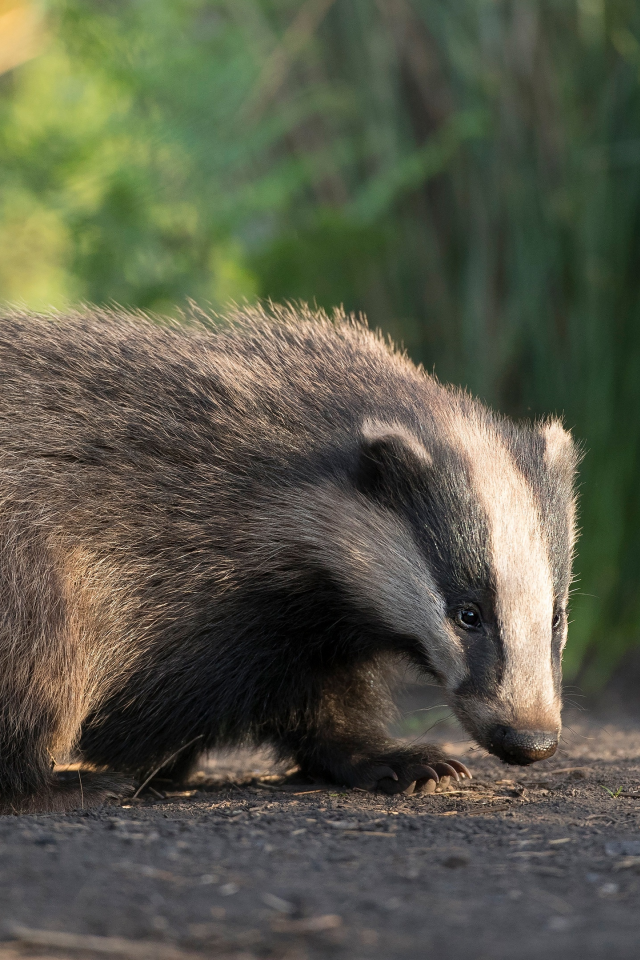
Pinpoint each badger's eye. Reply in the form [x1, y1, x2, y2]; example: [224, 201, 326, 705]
[552, 611, 562, 630]
[455, 606, 481, 630]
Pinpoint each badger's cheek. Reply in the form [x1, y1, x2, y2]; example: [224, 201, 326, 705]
[450, 695, 562, 765]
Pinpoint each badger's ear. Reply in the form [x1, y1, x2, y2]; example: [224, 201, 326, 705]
[539, 419, 580, 474]
[356, 419, 432, 499]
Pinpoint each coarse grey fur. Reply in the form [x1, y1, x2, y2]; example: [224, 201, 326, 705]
[0, 304, 579, 812]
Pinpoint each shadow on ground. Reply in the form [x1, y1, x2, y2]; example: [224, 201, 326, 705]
[0, 678, 639, 960]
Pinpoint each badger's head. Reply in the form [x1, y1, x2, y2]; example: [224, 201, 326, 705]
[343, 409, 579, 765]
[272, 403, 579, 767]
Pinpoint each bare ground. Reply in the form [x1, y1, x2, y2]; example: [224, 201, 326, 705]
[1, 686, 639, 960]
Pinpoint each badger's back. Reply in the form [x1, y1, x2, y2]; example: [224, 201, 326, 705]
[0, 304, 437, 472]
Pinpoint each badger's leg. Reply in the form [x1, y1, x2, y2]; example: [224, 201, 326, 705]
[278, 664, 470, 795]
[0, 528, 132, 813]
[0, 675, 132, 815]
[0, 697, 132, 815]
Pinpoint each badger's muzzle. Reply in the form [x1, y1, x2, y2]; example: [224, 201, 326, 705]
[488, 726, 558, 765]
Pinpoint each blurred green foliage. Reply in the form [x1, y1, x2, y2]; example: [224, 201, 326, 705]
[1, 0, 640, 684]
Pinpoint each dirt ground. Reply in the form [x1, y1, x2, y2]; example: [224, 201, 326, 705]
[0, 683, 639, 960]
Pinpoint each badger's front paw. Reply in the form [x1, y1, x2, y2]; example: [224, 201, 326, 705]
[351, 754, 471, 795]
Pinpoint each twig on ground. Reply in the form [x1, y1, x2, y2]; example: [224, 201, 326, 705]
[8, 926, 223, 960]
[131, 736, 203, 800]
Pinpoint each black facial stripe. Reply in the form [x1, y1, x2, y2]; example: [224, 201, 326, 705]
[551, 628, 563, 692]
[406, 442, 496, 602]
[392, 440, 505, 692]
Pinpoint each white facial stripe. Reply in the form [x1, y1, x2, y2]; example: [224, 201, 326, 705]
[444, 409, 558, 723]
[542, 418, 579, 606]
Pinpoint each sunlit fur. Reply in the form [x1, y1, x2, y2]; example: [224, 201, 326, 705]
[0, 304, 578, 811]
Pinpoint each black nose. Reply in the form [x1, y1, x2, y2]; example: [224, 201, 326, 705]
[489, 726, 558, 765]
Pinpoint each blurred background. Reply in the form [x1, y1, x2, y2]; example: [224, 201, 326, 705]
[0, 0, 638, 688]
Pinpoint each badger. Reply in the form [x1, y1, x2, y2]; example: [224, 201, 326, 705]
[0, 304, 578, 812]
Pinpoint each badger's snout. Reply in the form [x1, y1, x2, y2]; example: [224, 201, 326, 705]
[488, 726, 558, 765]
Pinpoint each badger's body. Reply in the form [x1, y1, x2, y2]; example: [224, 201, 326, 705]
[0, 305, 578, 812]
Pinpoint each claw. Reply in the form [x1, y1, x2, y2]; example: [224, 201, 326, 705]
[372, 766, 398, 782]
[448, 760, 472, 780]
[433, 762, 461, 782]
[413, 765, 439, 787]
[403, 764, 440, 796]
[356, 756, 470, 794]
[372, 766, 401, 794]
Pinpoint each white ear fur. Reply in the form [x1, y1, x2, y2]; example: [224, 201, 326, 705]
[540, 419, 574, 467]
[361, 419, 432, 466]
